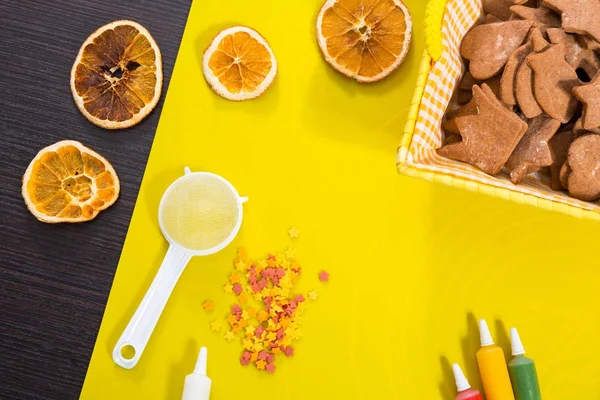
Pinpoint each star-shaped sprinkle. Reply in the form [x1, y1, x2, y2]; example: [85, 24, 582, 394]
[223, 284, 233, 294]
[227, 314, 238, 326]
[318, 270, 329, 282]
[265, 363, 276, 373]
[224, 331, 235, 342]
[235, 259, 247, 271]
[266, 332, 277, 341]
[247, 308, 257, 318]
[574, 72, 600, 129]
[210, 320, 222, 332]
[308, 290, 319, 301]
[202, 300, 214, 311]
[229, 273, 242, 284]
[252, 342, 264, 352]
[237, 292, 248, 303]
[241, 310, 249, 320]
[256, 360, 267, 370]
[288, 226, 299, 238]
[285, 248, 296, 259]
[245, 326, 255, 337]
[243, 339, 253, 350]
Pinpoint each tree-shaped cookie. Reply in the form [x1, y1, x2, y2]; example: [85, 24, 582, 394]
[437, 84, 528, 175]
[461, 20, 534, 80]
[527, 43, 580, 123]
[573, 71, 600, 129]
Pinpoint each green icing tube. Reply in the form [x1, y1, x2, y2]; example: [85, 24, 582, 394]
[508, 328, 541, 400]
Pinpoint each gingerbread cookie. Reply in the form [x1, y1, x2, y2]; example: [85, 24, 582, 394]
[547, 28, 600, 79]
[527, 43, 580, 123]
[566, 134, 600, 201]
[516, 29, 549, 118]
[501, 40, 533, 106]
[461, 20, 534, 80]
[485, 14, 503, 24]
[574, 117, 600, 135]
[560, 160, 572, 189]
[438, 84, 528, 175]
[443, 84, 500, 133]
[573, 71, 600, 129]
[505, 115, 561, 183]
[543, 0, 600, 43]
[548, 129, 578, 190]
[484, 0, 528, 20]
[509, 4, 561, 35]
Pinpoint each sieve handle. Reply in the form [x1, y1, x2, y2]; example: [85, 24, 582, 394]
[113, 245, 192, 369]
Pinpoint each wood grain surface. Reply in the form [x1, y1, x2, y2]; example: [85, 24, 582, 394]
[0, 1, 191, 398]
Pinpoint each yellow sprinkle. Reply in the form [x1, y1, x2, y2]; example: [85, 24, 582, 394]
[256, 360, 267, 370]
[285, 248, 296, 259]
[245, 326, 255, 337]
[238, 292, 248, 304]
[241, 310, 249, 320]
[223, 284, 233, 294]
[308, 290, 319, 301]
[235, 259, 247, 271]
[243, 339, 253, 350]
[202, 300, 214, 311]
[210, 321, 222, 332]
[288, 226, 300, 238]
[224, 331, 235, 342]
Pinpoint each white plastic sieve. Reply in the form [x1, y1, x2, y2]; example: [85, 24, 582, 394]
[113, 167, 247, 369]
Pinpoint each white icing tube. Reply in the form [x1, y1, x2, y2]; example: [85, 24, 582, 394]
[182, 347, 212, 400]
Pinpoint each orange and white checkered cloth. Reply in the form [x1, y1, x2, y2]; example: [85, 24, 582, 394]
[401, 0, 600, 213]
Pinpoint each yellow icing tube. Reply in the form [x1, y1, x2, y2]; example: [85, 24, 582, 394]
[424, 0, 448, 61]
[476, 320, 516, 400]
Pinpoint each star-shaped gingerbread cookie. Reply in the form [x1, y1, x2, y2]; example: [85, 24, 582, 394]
[510, 4, 561, 35]
[505, 115, 561, 183]
[543, 0, 600, 42]
[438, 84, 528, 175]
[573, 71, 600, 129]
[547, 28, 600, 79]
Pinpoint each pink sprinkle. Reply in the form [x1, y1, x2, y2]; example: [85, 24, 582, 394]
[250, 264, 256, 271]
[258, 350, 268, 360]
[248, 273, 257, 284]
[233, 283, 243, 295]
[261, 269, 269, 278]
[266, 353, 275, 363]
[319, 270, 329, 282]
[289, 300, 297, 308]
[269, 342, 279, 349]
[265, 296, 273, 304]
[240, 356, 250, 366]
[266, 268, 276, 278]
[276, 329, 284, 340]
[232, 304, 242, 315]
[242, 351, 251, 360]
[271, 277, 280, 286]
[266, 363, 276, 373]
[276, 268, 285, 278]
[251, 283, 261, 292]
[295, 294, 305, 303]
[255, 326, 264, 336]
[283, 346, 294, 357]
[258, 279, 268, 289]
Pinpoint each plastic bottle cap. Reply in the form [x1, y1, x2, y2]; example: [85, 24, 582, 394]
[510, 327, 526, 356]
[452, 363, 471, 392]
[479, 319, 494, 347]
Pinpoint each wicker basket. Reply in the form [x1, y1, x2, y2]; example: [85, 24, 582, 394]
[397, 0, 600, 221]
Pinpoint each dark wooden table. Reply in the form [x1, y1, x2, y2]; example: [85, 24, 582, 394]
[0, 1, 191, 398]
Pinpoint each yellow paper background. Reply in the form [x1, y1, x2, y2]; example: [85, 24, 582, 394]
[81, 1, 600, 399]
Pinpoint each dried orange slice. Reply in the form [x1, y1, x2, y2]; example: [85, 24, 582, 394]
[316, 0, 412, 83]
[203, 26, 277, 101]
[70, 20, 163, 129]
[22, 141, 120, 223]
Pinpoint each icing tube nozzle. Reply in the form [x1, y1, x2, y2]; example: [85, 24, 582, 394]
[195, 347, 208, 375]
[479, 319, 494, 347]
[452, 363, 471, 392]
[510, 328, 526, 356]
[182, 347, 212, 400]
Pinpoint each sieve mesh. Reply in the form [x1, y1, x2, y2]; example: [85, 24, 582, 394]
[160, 174, 239, 251]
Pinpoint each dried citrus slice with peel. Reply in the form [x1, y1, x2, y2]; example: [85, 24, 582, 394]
[70, 20, 163, 129]
[316, 0, 412, 83]
[22, 141, 120, 223]
[203, 26, 277, 101]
